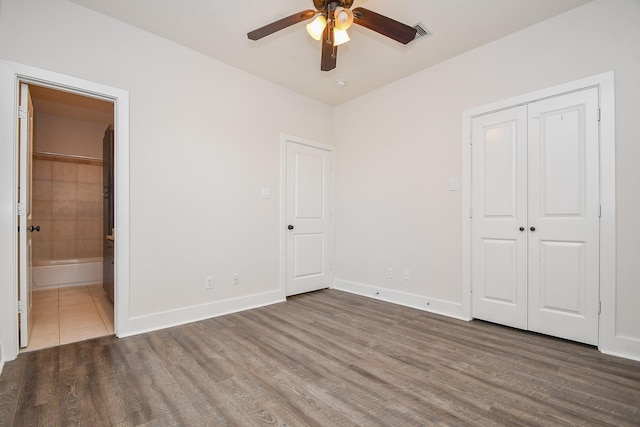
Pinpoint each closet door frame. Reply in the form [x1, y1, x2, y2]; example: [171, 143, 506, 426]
[461, 72, 616, 355]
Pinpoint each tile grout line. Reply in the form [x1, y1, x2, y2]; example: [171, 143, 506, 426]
[91, 286, 110, 333]
[56, 287, 61, 347]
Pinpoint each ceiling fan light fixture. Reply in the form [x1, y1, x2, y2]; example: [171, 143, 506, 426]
[248, 2, 419, 72]
[306, 15, 327, 41]
[333, 28, 350, 46]
[334, 8, 353, 30]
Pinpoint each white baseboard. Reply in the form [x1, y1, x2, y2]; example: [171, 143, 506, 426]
[333, 280, 640, 362]
[117, 290, 285, 338]
[600, 336, 640, 362]
[333, 279, 470, 321]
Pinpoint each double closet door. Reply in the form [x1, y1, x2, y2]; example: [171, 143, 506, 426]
[471, 88, 600, 346]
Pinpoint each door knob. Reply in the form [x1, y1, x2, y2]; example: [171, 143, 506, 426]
[530, 226, 536, 231]
[287, 225, 294, 230]
[519, 227, 525, 231]
[29, 225, 40, 232]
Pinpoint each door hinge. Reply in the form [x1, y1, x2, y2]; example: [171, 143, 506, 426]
[18, 106, 27, 119]
[17, 202, 25, 216]
[470, 208, 473, 218]
[598, 301, 602, 315]
[597, 108, 601, 122]
[599, 204, 602, 218]
[18, 300, 24, 313]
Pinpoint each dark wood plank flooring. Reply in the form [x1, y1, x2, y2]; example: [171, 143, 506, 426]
[1, 289, 639, 426]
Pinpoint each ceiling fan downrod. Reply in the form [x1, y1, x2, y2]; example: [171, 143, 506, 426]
[327, 2, 338, 58]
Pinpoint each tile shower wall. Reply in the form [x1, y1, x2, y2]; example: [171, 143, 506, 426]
[32, 155, 103, 261]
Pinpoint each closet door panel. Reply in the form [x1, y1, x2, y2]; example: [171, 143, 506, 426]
[527, 88, 600, 345]
[471, 106, 528, 329]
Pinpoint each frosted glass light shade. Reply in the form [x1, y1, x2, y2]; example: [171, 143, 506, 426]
[334, 8, 353, 30]
[333, 28, 350, 46]
[306, 15, 327, 41]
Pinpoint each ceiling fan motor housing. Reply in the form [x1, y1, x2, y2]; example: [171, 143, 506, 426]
[313, 0, 354, 12]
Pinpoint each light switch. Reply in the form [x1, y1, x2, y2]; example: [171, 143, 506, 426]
[261, 187, 271, 199]
[449, 178, 458, 191]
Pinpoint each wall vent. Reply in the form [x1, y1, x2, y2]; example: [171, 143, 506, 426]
[413, 22, 431, 41]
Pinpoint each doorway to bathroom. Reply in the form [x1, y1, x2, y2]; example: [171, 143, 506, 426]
[18, 83, 115, 352]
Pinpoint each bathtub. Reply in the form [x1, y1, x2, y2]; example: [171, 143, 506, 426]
[32, 257, 103, 289]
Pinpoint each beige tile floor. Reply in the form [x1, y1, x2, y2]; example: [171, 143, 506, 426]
[22, 284, 114, 352]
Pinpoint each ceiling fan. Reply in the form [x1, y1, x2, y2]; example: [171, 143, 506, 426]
[247, 0, 418, 71]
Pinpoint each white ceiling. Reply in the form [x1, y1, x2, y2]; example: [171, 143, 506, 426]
[29, 84, 114, 124]
[69, 0, 593, 105]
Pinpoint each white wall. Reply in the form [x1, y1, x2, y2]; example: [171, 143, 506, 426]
[35, 113, 108, 159]
[0, 0, 333, 361]
[333, 0, 640, 356]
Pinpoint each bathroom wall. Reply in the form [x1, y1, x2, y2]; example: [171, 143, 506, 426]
[31, 111, 109, 262]
[31, 155, 103, 262]
[34, 111, 106, 159]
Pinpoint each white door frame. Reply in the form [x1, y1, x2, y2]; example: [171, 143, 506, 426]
[18, 83, 34, 348]
[462, 71, 622, 356]
[0, 60, 130, 362]
[279, 133, 336, 299]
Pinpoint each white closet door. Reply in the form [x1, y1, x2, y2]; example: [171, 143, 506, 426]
[471, 89, 600, 346]
[471, 106, 528, 329]
[527, 88, 600, 345]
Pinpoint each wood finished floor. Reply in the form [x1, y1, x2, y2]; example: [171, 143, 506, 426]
[1, 290, 639, 426]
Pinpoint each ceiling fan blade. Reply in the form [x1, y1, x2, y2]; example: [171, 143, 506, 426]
[320, 23, 336, 71]
[352, 7, 417, 45]
[247, 10, 316, 40]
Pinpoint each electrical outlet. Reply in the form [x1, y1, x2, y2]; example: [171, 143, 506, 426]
[205, 275, 214, 290]
[233, 273, 239, 286]
[403, 269, 410, 281]
[386, 267, 393, 279]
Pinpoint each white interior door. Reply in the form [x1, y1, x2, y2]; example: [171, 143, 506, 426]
[286, 140, 333, 296]
[471, 106, 528, 329]
[471, 88, 600, 346]
[18, 83, 34, 348]
[527, 88, 600, 345]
